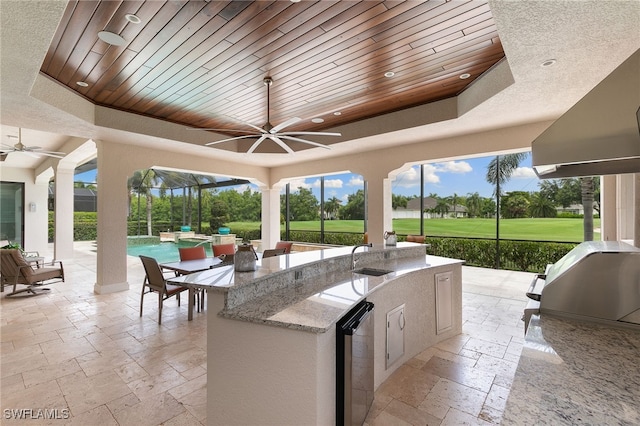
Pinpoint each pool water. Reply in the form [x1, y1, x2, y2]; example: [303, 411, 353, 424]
[127, 242, 213, 263]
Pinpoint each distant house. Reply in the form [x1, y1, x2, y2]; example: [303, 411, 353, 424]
[48, 187, 97, 212]
[556, 204, 598, 216]
[394, 197, 467, 219]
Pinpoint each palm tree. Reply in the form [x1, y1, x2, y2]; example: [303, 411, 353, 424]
[128, 169, 158, 236]
[466, 192, 482, 218]
[528, 192, 557, 218]
[581, 177, 595, 241]
[485, 153, 527, 268]
[324, 196, 341, 220]
[434, 199, 449, 218]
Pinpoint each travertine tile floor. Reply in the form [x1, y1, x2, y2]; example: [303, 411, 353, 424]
[1, 242, 533, 425]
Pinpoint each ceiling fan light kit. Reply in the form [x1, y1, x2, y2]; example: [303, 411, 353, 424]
[203, 77, 341, 154]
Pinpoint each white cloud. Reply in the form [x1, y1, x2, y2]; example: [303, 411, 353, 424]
[324, 178, 343, 188]
[511, 167, 537, 178]
[287, 178, 311, 191]
[394, 165, 440, 188]
[347, 176, 364, 187]
[434, 160, 472, 173]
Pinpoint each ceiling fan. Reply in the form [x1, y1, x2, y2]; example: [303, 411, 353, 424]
[0, 128, 65, 159]
[202, 77, 341, 154]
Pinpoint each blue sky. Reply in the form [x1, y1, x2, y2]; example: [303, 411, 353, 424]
[74, 152, 540, 202]
[285, 152, 539, 202]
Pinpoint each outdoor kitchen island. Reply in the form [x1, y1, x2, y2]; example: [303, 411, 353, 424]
[169, 242, 463, 425]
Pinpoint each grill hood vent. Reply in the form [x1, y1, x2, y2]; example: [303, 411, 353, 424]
[532, 49, 640, 179]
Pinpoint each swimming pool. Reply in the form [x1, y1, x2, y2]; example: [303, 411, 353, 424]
[127, 242, 213, 263]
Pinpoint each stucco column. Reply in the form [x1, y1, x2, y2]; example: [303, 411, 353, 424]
[94, 140, 130, 294]
[261, 187, 281, 250]
[24, 169, 53, 254]
[53, 167, 74, 260]
[634, 173, 639, 248]
[361, 173, 394, 245]
[617, 173, 635, 242]
[600, 175, 617, 241]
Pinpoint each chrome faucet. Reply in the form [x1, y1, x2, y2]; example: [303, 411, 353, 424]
[351, 243, 373, 270]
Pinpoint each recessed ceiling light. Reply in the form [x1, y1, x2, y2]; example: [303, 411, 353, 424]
[333, 112, 342, 116]
[76, 81, 89, 87]
[384, 71, 395, 78]
[98, 31, 126, 46]
[311, 118, 324, 123]
[290, 0, 301, 3]
[459, 73, 471, 79]
[541, 59, 557, 67]
[125, 14, 141, 24]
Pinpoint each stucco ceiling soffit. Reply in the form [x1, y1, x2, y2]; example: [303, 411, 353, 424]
[457, 58, 515, 116]
[30, 74, 95, 125]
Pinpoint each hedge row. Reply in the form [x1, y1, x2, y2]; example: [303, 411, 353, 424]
[424, 237, 576, 272]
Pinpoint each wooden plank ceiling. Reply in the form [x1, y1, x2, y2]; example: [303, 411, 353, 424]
[41, 0, 504, 149]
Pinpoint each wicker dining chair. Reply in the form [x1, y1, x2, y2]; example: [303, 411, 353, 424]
[262, 248, 286, 258]
[178, 246, 206, 310]
[139, 255, 188, 324]
[274, 241, 293, 254]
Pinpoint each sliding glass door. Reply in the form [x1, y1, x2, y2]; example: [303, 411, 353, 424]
[0, 182, 24, 247]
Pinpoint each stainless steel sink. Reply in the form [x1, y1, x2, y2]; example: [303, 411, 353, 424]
[352, 267, 393, 277]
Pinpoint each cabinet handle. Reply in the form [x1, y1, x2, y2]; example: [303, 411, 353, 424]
[399, 311, 405, 330]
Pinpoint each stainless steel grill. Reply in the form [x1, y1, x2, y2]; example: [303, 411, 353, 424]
[524, 241, 640, 333]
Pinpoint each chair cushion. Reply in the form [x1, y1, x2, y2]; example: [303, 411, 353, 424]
[179, 246, 206, 261]
[213, 243, 236, 256]
[30, 267, 64, 282]
[166, 283, 187, 296]
[274, 241, 293, 254]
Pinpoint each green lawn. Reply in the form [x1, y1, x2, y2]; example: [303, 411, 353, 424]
[227, 217, 599, 243]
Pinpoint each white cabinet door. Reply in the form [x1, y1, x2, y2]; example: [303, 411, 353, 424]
[386, 304, 405, 369]
[435, 271, 453, 334]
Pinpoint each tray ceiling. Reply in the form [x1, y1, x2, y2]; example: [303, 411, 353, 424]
[40, 0, 504, 152]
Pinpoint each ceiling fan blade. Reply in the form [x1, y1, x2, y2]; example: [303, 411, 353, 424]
[223, 115, 266, 133]
[271, 117, 302, 133]
[38, 149, 66, 155]
[187, 127, 263, 133]
[278, 131, 341, 137]
[268, 135, 295, 154]
[278, 135, 332, 150]
[38, 152, 65, 159]
[205, 134, 262, 146]
[19, 151, 42, 158]
[247, 135, 268, 154]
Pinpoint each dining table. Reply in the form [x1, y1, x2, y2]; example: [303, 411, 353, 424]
[160, 256, 226, 320]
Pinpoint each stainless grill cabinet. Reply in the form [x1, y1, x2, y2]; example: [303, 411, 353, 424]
[525, 241, 640, 328]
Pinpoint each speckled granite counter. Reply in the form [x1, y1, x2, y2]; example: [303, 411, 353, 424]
[503, 314, 640, 424]
[169, 242, 462, 332]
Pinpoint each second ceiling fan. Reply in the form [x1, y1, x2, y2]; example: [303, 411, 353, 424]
[204, 77, 341, 154]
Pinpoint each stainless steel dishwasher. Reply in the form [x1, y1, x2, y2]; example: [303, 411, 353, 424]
[336, 300, 375, 426]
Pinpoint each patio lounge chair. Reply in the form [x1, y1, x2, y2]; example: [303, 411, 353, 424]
[0, 249, 64, 296]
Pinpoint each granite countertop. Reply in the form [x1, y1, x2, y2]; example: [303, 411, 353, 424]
[503, 314, 640, 424]
[219, 255, 449, 333]
[168, 243, 462, 333]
